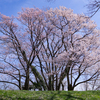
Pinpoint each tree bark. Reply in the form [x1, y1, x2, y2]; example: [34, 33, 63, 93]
[31, 65, 47, 90]
[23, 67, 29, 90]
[68, 84, 74, 91]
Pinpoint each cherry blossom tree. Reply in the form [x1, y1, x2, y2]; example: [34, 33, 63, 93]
[41, 6, 100, 91]
[0, 6, 100, 91]
[53, 8, 100, 90]
[86, 0, 100, 17]
[35, 7, 100, 91]
[0, 8, 47, 90]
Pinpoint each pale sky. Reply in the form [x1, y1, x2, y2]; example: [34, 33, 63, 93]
[0, 0, 100, 28]
[0, 0, 99, 30]
[0, 0, 88, 16]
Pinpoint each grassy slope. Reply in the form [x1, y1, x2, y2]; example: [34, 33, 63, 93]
[0, 90, 100, 100]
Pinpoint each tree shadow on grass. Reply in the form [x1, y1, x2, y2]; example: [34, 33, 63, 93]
[49, 91, 83, 100]
[0, 97, 42, 100]
[0, 96, 36, 100]
[0, 91, 84, 100]
[65, 93, 83, 100]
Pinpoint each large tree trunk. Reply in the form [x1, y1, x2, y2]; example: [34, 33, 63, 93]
[23, 67, 29, 90]
[31, 65, 47, 90]
[48, 76, 51, 90]
[19, 71, 22, 90]
[66, 66, 74, 91]
[62, 83, 64, 90]
[68, 84, 74, 91]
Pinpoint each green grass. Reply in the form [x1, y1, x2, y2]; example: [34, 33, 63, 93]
[0, 90, 100, 100]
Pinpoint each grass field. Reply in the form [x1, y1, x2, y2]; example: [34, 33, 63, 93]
[0, 90, 100, 100]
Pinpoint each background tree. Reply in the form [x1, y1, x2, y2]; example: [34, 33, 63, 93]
[86, 0, 100, 17]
